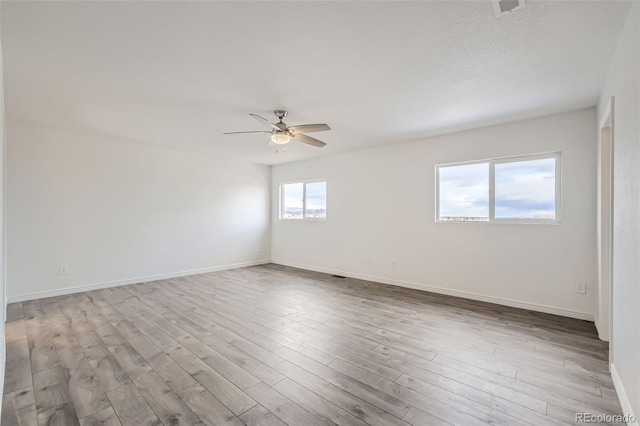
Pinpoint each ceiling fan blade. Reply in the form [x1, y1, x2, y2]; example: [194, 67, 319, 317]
[223, 131, 272, 135]
[288, 124, 331, 133]
[249, 113, 284, 131]
[291, 133, 326, 148]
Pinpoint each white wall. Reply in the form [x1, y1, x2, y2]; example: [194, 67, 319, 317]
[272, 108, 598, 320]
[6, 121, 271, 301]
[598, 1, 640, 421]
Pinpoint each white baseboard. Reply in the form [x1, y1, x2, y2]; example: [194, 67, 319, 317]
[272, 259, 595, 322]
[7, 259, 270, 303]
[611, 363, 639, 426]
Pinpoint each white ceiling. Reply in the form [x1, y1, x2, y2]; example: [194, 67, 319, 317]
[2, 1, 631, 165]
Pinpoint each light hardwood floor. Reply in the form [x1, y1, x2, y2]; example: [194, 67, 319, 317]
[2, 264, 622, 425]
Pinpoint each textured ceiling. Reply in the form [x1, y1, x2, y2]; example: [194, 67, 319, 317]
[1, 1, 632, 165]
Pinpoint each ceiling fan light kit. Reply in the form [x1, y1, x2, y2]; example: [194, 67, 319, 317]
[271, 131, 291, 145]
[224, 110, 331, 150]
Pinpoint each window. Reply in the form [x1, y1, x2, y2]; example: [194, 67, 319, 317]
[436, 152, 560, 223]
[280, 180, 326, 219]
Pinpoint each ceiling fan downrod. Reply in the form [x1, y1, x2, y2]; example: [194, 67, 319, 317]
[274, 110, 288, 123]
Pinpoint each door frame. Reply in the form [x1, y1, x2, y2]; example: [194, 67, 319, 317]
[596, 97, 614, 364]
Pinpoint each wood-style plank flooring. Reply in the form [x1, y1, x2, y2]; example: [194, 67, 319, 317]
[2, 264, 622, 425]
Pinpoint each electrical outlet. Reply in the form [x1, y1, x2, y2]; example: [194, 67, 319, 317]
[59, 265, 68, 275]
[391, 262, 397, 269]
[575, 281, 586, 294]
[365, 257, 371, 266]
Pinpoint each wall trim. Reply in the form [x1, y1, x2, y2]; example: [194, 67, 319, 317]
[7, 259, 270, 303]
[594, 316, 609, 342]
[611, 363, 639, 426]
[272, 259, 595, 321]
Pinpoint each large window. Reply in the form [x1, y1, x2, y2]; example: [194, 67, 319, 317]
[436, 152, 560, 223]
[280, 180, 327, 219]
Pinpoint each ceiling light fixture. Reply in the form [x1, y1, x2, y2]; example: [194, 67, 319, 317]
[271, 131, 291, 145]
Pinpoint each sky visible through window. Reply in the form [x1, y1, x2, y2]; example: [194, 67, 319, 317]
[495, 158, 556, 219]
[282, 181, 326, 219]
[439, 157, 556, 221]
[282, 183, 303, 219]
[439, 163, 489, 220]
[305, 181, 327, 218]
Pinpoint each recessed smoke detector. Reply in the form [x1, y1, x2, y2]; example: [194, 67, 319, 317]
[492, 0, 526, 17]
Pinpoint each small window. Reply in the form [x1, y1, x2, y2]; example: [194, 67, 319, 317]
[436, 152, 560, 223]
[280, 180, 326, 220]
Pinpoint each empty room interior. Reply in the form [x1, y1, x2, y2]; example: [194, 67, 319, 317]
[0, 1, 639, 425]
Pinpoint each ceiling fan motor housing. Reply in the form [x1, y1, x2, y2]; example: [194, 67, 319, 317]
[274, 110, 288, 121]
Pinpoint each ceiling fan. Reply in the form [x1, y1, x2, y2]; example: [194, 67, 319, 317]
[224, 110, 330, 148]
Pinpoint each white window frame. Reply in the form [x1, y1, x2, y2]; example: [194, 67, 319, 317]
[435, 152, 561, 224]
[279, 179, 327, 220]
